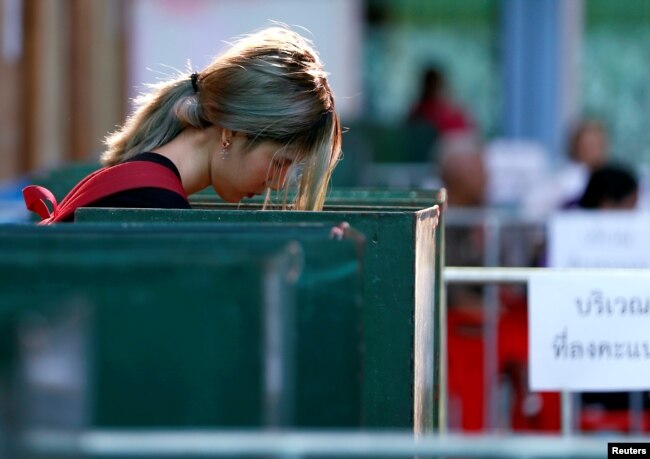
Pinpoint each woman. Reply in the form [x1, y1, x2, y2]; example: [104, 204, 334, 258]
[24, 26, 341, 223]
[523, 118, 611, 218]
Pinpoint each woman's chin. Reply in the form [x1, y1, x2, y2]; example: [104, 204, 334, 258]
[213, 191, 240, 203]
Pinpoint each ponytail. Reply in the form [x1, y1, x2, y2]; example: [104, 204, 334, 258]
[102, 77, 206, 166]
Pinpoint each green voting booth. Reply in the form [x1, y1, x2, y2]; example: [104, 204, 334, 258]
[76, 198, 442, 433]
[190, 187, 448, 431]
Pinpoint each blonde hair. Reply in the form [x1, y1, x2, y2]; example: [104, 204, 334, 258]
[102, 26, 341, 210]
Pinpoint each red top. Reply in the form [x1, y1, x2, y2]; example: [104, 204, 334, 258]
[23, 160, 188, 225]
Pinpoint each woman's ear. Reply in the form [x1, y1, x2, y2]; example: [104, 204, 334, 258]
[220, 128, 234, 145]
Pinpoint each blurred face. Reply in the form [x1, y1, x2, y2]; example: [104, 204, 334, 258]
[441, 152, 487, 207]
[574, 126, 608, 170]
[212, 136, 296, 203]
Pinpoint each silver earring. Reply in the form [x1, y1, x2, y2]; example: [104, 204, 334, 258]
[220, 141, 230, 160]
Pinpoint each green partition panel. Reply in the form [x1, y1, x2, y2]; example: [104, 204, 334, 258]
[0, 223, 363, 430]
[316, 188, 448, 433]
[0, 235, 299, 434]
[190, 187, 448, 431]
[75, 205, 440, 433]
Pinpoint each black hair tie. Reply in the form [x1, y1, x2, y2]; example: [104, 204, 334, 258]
[190, 73, 199, 93]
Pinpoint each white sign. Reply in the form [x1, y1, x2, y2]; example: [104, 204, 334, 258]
[548, 211, 650, 268]
[529, 272, 650, 391]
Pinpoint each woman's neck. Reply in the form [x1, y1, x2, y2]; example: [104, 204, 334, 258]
[152, 126, 221, 195]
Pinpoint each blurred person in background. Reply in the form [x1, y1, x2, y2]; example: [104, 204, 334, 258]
[524, 118, 611, 218]
[408, 66, 475, 137]
[24, 26, 341, 224]
[408, 66, 474, 143]
[439, 133, 486, 207]
[403, 65, 476, 182]
[561, 119, 611, 204]
[570, 119, 609, 169]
